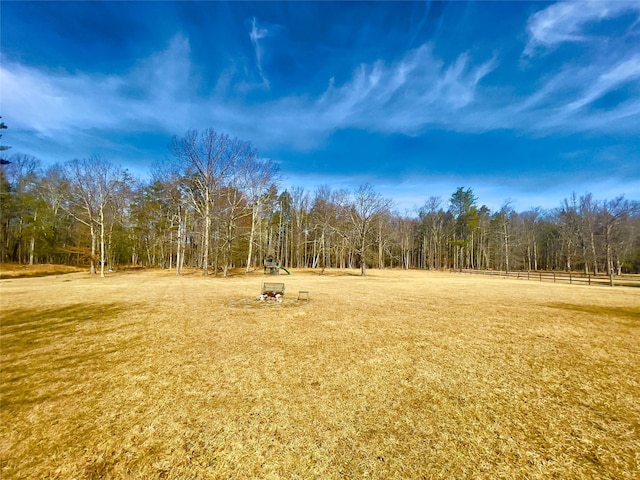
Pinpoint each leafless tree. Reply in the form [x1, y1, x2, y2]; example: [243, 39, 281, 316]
[310, 186, 349, 273]
[578, 193, 600, 275]
[171, 129, 239, 275]
[243, 157, 278, 272]
[64, 156, 125, 276]
[217, 148, 255, 276]
[556, 195, 582, 272]
[348, 184, 393, 276]
[171, 129, 274, 276]
[600, 196, 639, 275]
[289, 186, 310, 268]
[419, 197, 447, 270]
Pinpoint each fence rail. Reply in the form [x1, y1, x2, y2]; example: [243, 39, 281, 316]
[453, 269, 640, 288]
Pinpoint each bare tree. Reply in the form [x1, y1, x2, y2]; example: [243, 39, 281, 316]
[578, 193, 600, 275]
[149, 161, 191, 274]
[311, 186, 349, 273]
[243, 157, 278, 272]
[64, 156, 125, 277]
[348, 184, 393, 276]
[171, 129, 238, 275]
[600, 196, 638, 275]
[171, 129, 272, 276]
[419, 197, 448, 270]
[521, 208, 542, 271]
[496, 202, 515, 273]
[37, 164, 72, 264]
[556, 195, 582, 272]
[217, 145, 259, 276]
[289, 186, 310, 268]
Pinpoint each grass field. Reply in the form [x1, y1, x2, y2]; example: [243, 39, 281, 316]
[0, 263, 86, 279]
[1, 268, 639, 479]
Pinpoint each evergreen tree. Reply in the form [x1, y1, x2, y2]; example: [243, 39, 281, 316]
[0, 117, 11, 162]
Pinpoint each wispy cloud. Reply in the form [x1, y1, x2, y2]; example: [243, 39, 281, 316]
[249, 17, 270, 89]
[2, 1, 637, 211]
[313, 45, 497, 135]
[482, 55, 640, 135]
[2, 7, 638, 163]
[1, 39, 497, 156]
[563, 55, 640, 114]
[1, 35, 194, 139]
[524, 0, 640, 56]
[2, 63, 125, 136]
[464, 1, 640, 135]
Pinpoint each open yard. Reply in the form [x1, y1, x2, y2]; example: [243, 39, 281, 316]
[1, 268, 639, 479]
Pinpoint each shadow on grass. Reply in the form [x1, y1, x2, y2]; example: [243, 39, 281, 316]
[0, 303, 130, 329]
[1, 302, 143, 408]
[547, 303, 640, 323]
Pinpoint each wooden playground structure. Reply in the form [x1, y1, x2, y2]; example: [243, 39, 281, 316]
[263, 256, 290, 275]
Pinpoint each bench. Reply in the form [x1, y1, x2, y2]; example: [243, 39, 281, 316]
[262, 282, 285, 296]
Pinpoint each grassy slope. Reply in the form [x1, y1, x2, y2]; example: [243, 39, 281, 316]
[1, 269, 639, 479]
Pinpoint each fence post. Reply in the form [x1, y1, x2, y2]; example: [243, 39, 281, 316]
[588, 274, 591, 286]
[553, 272, 556, 283]
[610, 274, 614, 287]
[569, 271, 572, 284]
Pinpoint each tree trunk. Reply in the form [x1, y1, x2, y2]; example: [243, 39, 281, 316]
[29, 210, 36, 266]
[176, 220, 182, 276]
[378, 222, 384, 269]
[504, 222, 510, 273]
[590, 232, 598, 275]
[605, 224, 613, 276]
[100, 204, 105, 277]
[202, 194, 210, 275]
[360, 228, 366, 276]
[246, 203, 258, 272]
[90, 222, 97, 275]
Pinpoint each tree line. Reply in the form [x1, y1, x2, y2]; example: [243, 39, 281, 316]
[1, 128, 639, 276]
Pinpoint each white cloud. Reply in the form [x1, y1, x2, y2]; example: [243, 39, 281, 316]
[503, 1, 640, 133]
[1, 35, 194, 139]
[506, 55, 640, 133]
[312, 45, 497, 135]
[1, 23, 638, 163]
[2, 22, 637, 209]
[564, 55, 640, 113]
[249, 17, 270, 89]
[2, 63, 124, 136]
[524, 0, 640, 56]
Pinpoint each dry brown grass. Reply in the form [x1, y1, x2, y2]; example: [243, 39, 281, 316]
[0, 263, 86, 279]
[1, 269, 639, 479]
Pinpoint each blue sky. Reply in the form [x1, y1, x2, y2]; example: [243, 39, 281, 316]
[2, 1, 639, 212]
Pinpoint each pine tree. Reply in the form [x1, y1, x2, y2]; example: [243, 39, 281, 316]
[0, 117, 11, 164]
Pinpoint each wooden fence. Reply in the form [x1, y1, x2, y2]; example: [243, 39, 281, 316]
[453, 269, 640, 288]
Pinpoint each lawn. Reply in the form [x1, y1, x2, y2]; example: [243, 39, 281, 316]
[1, 268, 639, 479]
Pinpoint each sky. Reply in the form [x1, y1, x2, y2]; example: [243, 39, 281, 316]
[1, 1, 639, 213]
